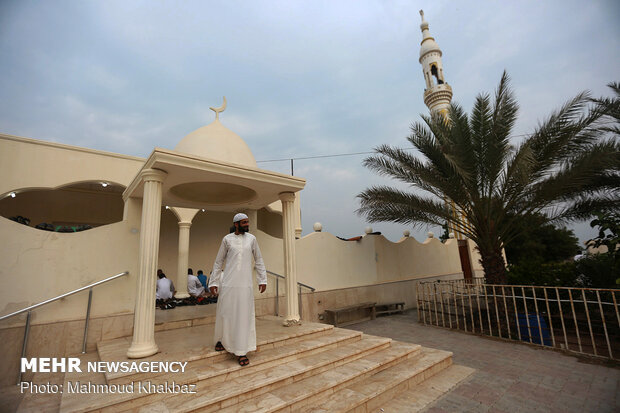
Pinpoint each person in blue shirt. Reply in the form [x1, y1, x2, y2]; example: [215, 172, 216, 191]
[197, 270, 208, 290]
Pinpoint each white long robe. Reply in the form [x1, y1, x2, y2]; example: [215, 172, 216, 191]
[156, 277, 175, 300]
[209, 232, 267, 356]
[187, 274, 205, 297]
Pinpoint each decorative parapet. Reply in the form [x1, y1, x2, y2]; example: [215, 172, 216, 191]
[423, 84, 453, 110]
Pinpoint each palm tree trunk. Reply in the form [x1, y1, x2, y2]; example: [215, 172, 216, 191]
[478, 247, 507, 284]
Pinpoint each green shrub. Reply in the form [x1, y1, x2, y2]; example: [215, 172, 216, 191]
[574, 254, 618, 289]
[507, 260, 576, 287]
[507, 254, 619, 288]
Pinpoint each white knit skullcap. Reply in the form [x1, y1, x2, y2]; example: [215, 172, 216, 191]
[233, 213, 249, 223]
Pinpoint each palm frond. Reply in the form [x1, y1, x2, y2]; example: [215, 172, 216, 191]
[362, 146, 446, 198]
[470, 92, 493, 194]
[525, 139, 620, 211]
[357, 186, 450, 227]
[486, 71, 518, 195]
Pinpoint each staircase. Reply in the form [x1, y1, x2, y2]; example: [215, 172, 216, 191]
[17, 315, 473, 412]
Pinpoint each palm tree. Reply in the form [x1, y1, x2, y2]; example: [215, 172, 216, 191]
[358, 72, 619, 284]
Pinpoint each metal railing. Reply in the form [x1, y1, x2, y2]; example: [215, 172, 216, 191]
[417, 279, 620, 361]
[266, 270, 315, 318]
[0, 271, 129, 383]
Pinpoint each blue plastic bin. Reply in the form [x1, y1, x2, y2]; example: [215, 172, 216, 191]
[517, 314, 552, 346]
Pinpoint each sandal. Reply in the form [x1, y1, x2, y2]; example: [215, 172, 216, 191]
[215, 342, 225, 352]
[238, 355, 249, 366]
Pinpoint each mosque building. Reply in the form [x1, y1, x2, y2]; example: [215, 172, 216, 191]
[0, 11, 481, 385]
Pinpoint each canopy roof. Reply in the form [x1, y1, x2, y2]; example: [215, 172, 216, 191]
[123, 148, 305, 211]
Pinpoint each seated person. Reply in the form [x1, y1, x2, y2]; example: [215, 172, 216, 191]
[197, 270, 208, 289]
[156, 271, 175, 300]
[187, 268, 206, 297]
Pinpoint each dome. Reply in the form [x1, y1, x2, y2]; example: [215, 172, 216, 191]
[174, 119, 257, 168]
[419, 37, 442, 60]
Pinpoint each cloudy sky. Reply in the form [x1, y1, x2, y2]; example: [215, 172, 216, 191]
[1, 0, 618, 245]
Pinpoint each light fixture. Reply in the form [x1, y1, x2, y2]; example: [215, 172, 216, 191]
[201, 209, 205, 212]
[165, 205, 170, 209]
[101, 182, 108, 187]
[9, 192, 16, 198]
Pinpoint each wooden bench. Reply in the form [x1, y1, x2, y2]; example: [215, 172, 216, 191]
[324, 302, 376, 327]
[376, 302, 405, 316]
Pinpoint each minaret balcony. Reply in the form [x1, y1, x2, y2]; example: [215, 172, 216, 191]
[423, 84, 453, 108]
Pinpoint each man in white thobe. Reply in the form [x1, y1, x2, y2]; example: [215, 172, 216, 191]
[187, 268, 206, 297]
[209, 213, 267, 366]
[156, 272, 175, 300]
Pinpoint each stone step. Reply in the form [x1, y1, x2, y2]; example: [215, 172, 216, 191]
[368, 364, 476, 412]
[135, 334, 404, 413]
[16, 366, 70, 413]
[175, 327, 364, 389]
[154, 303, 217, 334]
[299, 346, 455, 413]
[214, 341, 421, 413]
[58, 354, 108, 413]
[98, 316, 334, 383]
[59, 331, 389, 413]
[107, 327, 361, 386]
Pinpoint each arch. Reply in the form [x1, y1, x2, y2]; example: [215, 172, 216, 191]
[430, 63, 444, 85]
[0, 180, 126, 232]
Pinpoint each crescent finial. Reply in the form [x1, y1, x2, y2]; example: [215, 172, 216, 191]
[210, 96, 227, 120]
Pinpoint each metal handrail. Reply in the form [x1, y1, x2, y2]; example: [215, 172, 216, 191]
[0, 271, 129, 384]
[266, 270, 315, 291]
[266, 270, 315, 318]
[0, 271, 129, 321]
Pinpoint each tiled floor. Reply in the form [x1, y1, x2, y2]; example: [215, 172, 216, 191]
[349, 310, 620, 413]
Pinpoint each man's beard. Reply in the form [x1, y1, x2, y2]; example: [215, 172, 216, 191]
[238, 225, 249, 233]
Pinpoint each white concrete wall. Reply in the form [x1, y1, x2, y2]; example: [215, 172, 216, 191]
[295, 232, 466, 291]
[0, 217, 140, 325]
[0, 135, 145, 325]
[0, 134, 144, 196]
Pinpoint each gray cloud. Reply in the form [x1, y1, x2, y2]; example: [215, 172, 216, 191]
[1, 0, 618, 245]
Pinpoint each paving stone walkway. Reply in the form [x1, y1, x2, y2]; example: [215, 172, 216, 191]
[349, 310, 619, 413]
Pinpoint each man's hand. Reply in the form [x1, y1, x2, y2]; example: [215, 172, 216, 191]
[258, 284, 266, 293]
[209, 286, 218, 295]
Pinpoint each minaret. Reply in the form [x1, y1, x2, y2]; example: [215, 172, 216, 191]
[419, 10, 466, 240]
[419, 10, 452, 117]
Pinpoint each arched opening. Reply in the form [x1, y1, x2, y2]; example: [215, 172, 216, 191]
[430, 64, 444, 85]
[0, 181, 125, 232]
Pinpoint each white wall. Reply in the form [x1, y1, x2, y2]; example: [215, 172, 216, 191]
[0, 217, 139, 325]
[295, 232, 466, 291]
[0, 134, 144, 196]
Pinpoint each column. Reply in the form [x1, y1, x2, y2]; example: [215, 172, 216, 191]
[127, 169, 167, 358]
[170, 207, 200, 298]
[279, 192, 300, 326]
[175, 222, 192, 298]
[294, 193, 302, 239]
